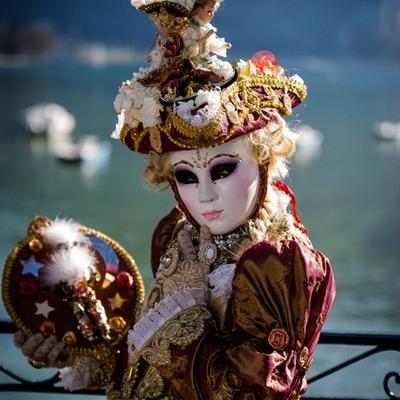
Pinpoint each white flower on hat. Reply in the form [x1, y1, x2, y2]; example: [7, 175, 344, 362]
[111, 110, 126, 139]
[205, 32, 229, 58]
[209, 57, 234, 80]
[139, 96, 163, 128]
[114, 76, 162, 129]
[175, 89, 221, 127]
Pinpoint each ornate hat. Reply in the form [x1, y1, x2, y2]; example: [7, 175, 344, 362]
[112, 3, 307, 154]
[2, 216, 144, 361]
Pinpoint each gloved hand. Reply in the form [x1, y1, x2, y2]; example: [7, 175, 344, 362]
[159, 224, 217, 296]
[14, 331, 74, 369]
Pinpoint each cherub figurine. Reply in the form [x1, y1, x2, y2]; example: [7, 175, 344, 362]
[135, 1, 231, 100]
[148, 6, 189, 62]
[182, 0, 231, 58]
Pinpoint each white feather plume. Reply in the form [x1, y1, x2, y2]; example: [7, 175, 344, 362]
[40, 217, 89, 247]
[43, 246, 97, 287]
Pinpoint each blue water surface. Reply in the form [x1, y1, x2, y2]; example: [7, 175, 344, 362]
[0, 58, 399, 399]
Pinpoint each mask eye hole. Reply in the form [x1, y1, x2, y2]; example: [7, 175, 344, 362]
[174, 169, 199, 185]
[210, 162, 238, 181]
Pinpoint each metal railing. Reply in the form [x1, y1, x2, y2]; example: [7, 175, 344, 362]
[1, 320, 399, 399]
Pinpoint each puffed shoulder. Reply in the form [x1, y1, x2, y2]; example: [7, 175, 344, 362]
[229, 239, 335, 353]
[150, 206, 185, 276]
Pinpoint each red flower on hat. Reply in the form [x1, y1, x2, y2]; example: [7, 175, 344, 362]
[251, 50, 284, 75]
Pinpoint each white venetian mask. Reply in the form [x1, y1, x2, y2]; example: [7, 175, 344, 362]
[170, 137, 260, 235]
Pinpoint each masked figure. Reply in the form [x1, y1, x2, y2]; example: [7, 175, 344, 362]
[9, 1, 335, 399]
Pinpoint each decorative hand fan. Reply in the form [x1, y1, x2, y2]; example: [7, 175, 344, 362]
[2, 216, 145, 361]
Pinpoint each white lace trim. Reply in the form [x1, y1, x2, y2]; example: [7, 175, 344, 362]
[59, 357, 94, 391]
[127, 287, 208, 354]
[208, 262, 236, 305]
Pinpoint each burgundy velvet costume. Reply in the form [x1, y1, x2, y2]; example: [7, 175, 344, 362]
[107, 208, 335, 399]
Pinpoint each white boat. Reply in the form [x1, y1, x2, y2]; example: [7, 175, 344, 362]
[21, 103, 76, 139]
[295, 124, 323, 149]
[294, 124, 323, 165]
[49, 135, 112, 164]
[375, 121, 400, 141]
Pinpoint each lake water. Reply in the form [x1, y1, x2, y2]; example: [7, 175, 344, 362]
[0, 58, 399, 399]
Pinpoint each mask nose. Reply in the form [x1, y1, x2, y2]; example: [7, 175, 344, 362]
[198, 176, 218, 203]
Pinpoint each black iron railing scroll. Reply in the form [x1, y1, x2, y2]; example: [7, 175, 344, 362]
[1, 320, 399, 399]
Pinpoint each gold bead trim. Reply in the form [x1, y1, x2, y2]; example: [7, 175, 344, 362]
[167, 107, 225, 139]
[2, 236, 33, 337]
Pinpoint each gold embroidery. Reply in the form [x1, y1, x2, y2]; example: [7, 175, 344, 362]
[160, 245, 180, 277]
[140, 274, 165, 317]
[163, 306, 210, 346]
[142, 306, 210, 368]
[121, 360, 140, 399]
[289, 391, 301, 400]
[169, 108, 225, 140]
[162, 260, 206, 297]
[313, 280, 321, 293]
[106, 382, 124, 400]
[192, 149, 209, 169]
[142, 337, 171, 367]
[214, 386, 235, 400]
[149, 126, 163, 153]
[134, 366, 164, 400]
[146, 285, 163, 312]
[298, 346, 313, 372]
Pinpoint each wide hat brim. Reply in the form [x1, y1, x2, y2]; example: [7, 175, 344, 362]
[120, 67, 307, 154]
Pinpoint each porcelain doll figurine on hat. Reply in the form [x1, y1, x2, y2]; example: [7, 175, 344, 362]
[7, 1, 335, 399]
